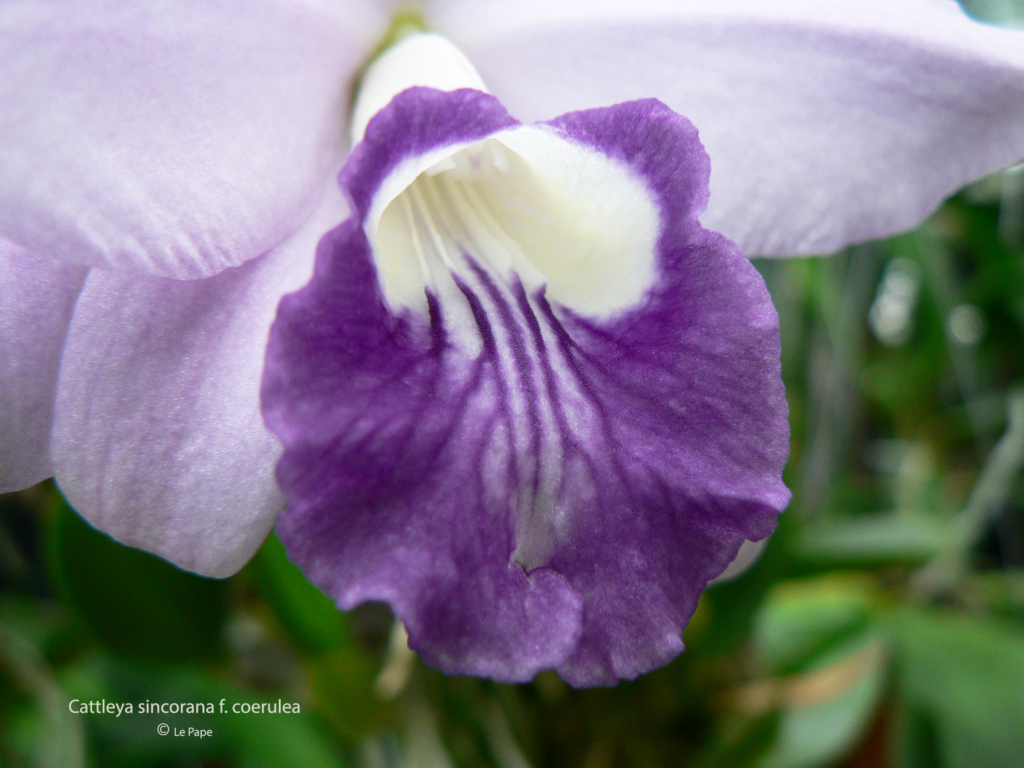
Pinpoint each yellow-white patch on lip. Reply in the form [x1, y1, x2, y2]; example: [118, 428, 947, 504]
[369, 126, 660, 322]
[353, 31, 661, 326]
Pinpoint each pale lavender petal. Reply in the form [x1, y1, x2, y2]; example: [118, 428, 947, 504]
[50, 182, 348, 577]
[429, 0, 1024, 256]
[0, 0, 385, 277]
[264, 89, 790, 685]
[0, 239, 86, 492]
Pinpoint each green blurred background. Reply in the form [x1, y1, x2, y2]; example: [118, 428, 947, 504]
[5, 5, 1024, 764]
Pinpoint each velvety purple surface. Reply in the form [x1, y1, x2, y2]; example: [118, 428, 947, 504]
[264, 88, 790, 685]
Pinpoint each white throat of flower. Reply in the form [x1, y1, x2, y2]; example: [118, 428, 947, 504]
[351, 34, 660, 337]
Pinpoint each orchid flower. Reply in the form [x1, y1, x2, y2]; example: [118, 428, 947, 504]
[264, 32, 790, 685]
[4, 1, 1024, 677]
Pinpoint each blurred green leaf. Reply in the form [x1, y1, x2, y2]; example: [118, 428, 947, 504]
[887, 607, 1024, 768]
[223, 689, 353, 768]
[795, 514, 947, 569]
[965, 571, 1024, 623]
[914, 390, 1024, 595]
[250, 532, 353, 654]
[0, 594, 74, 658]
[697, 712, 783, 768]
[740, 577, 888, 768]
[45, 492, 227, 664]
[959, 0, 1024, 27]
[896, 704, 945, 768]
[756, 637, 886, 768]
[307, 648, 395, 741]
[0, 623, 86, 768]
[754, 575, 875, 676]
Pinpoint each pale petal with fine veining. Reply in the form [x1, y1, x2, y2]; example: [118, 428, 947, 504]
[0, 0, 385, 277]
[430, 0, 1024, 255]
[51, 184, 348, 577]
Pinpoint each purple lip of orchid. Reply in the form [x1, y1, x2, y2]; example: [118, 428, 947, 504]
[261, 85, 791, 686]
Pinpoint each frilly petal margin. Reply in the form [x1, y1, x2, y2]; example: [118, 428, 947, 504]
[0, 240, 86, 492]
[0, 0, 386, 278]
[50, 182, 348, 578]
[429, 0, 1024, 257]
[264, 89, 790, 685]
